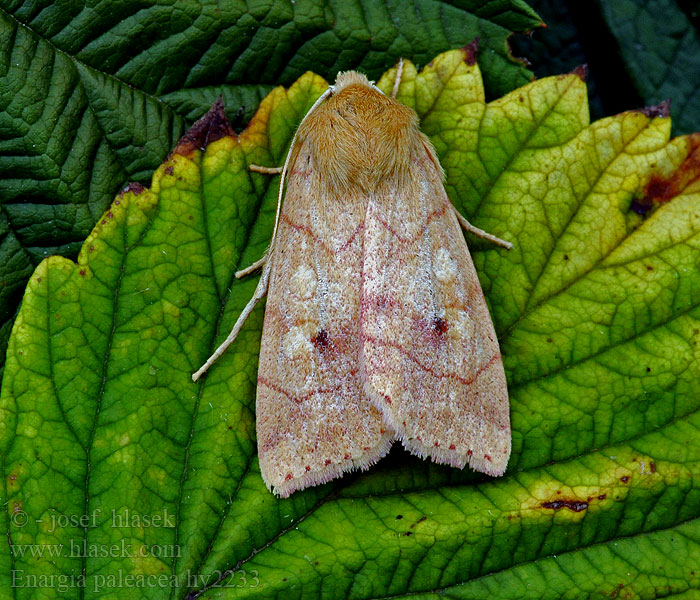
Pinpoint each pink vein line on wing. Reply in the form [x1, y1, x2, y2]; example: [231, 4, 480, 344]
[281, 213, 364, 254]
[258, 374, 357, 405]
[369, 201, 448, 245]
[363, 334, 500, 386]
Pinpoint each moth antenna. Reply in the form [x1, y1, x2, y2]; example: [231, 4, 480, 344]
[392, 58, 404, 98]
[267, 87, 333, 263]
[192, 87, 334, 382]
[250, 165, 283, 174]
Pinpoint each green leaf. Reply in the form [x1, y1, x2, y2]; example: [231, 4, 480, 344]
[5, 49, 700, 598]
[0, 1, 542, 371]
[510, 0, 700, 137]
[597, 0, 700, 135]
[507, 0, 609, 122]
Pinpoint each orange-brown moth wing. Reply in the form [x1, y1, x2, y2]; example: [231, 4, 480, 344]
[256, 114, 394, 498]
[360, 136, 511, 476]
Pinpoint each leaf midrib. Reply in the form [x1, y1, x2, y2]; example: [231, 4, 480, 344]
[79, 197, 159, 595]
[170, 138, 282, 594]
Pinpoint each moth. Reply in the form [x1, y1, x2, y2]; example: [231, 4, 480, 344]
[193, 64, 512, 498]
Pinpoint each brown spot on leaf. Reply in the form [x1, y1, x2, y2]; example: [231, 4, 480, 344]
[620, 476, 630, 483]
[572, 65, 588, 81]
[650, 462, 656, 473]
[639, 99, 671, 119]
[173, 97, 234, 157]
[541, 499, 589, 512]
[461, 38, 480, 65]
[632, 133, 700, 214]
[79, 269, 86, 277]
[119, 182, 145, 198]
[165, 165, 174, 175]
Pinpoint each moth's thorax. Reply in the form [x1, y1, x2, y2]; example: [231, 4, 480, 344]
[296, 78, 429, 194]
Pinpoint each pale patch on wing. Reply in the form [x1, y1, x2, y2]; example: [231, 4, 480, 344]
[289, 265, 317, 299]
[256, 144, 393, 498]
[282, 326, 314, 359]
[360, 151, 511, 476]
[433, 247, 457, 283]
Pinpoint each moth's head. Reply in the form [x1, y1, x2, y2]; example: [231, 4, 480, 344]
[332, 71, 375, 94]
[297, 69, 427, 193]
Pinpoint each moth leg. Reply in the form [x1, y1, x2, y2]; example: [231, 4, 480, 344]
[235, 254, 267, 279]
[235, 163, 282, 277]
[453, 206, 513, 250]
[192, 263, 272, 382]
[232, 164, 284, 276]
[391, 58, 404, 99]
[194, 91, 335, 383]
[250, 164, 283, 174]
